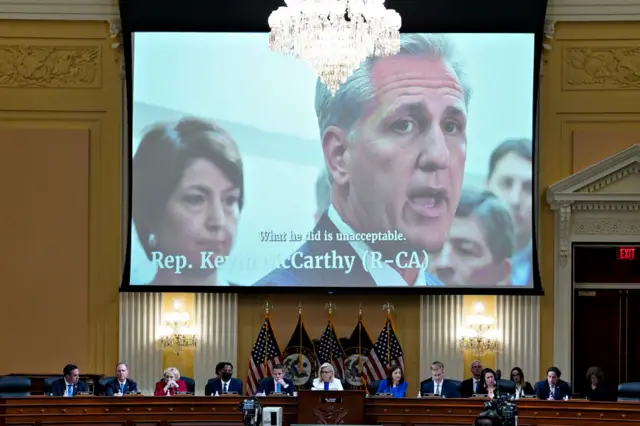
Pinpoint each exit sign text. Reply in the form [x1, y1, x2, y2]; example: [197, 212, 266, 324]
[617, 247, 636, 260]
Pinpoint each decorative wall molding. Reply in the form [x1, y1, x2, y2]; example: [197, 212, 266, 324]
[547, 144, 640, 385]
[0, 0, 118, 20]
[0, 45, 101, 88]
[419, 295, 464, 383]
[563, 47, 640, 91]
[547, 0, 640, 21]
[574, 218, 640, 235]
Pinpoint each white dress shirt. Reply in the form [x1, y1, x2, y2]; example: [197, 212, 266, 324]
[327, 205, 428, 286]
[311, 378, 343, 391]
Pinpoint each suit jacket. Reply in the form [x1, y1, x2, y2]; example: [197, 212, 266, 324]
[377, 380, 408, 397]
[459, 378, 480, 398]
[257, 378, 295, 395]
[534, 380, 571, 400]
[154, 379, 187, 396]
[252, 213, 444, 287]
[50, 378, 88, 396]
[420, 379, 460, 398]
[104, 378, 138, 396]
[204, 377, 243, 395]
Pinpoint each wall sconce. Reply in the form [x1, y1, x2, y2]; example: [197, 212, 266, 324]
[157, 299, 197, 355]
[458, 302, 499, 356]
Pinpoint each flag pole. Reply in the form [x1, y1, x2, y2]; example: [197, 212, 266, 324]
[326, 301, 335, 366]
[383, 302, 394, 368]
[262, 301, 273, 375]
[298, 301, 303, 370]
[357, 304, 362, 373]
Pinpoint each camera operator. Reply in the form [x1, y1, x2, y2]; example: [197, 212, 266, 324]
[474, 411, 503, 426]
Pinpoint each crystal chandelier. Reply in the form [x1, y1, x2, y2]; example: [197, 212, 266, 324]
[157, 301, 198, 355]
[268, 0, 402, 95]
[458, 303, 499, 356]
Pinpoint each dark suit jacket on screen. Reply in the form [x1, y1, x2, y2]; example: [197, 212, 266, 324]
[257, 378, 295, 395]
[204, 377, 243, 395]
[420, 379, 460, 398]
[104, 378, 138, 396]
[50, 378, 88, 396]
[252, 212, 443, 287]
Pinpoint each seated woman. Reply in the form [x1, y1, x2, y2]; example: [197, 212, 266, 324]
[311, 363, 343, 390]
[583, 366, 615, 401]
[510, 367, 534, 399]
[376, 364, 407, 397]
[154, 367, 188, 396]
[478, 368, 498, 399]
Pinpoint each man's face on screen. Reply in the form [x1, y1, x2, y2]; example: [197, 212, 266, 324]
[487, 152, 532, 248]
[156, 158, 240, 268]
[346, 56, 467, 251]
[428, 215, 509, 286]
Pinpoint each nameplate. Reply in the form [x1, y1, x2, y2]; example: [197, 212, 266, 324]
[321, 397, 343, 404]
[271, 392, 287, 396]
[521, 394, 537, 399]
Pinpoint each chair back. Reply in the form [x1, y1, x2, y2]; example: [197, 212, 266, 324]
[97, 376, 116, 396]
[43, 377, 59, 395]
[0, 376, 31, 397]
[369, 379, 382, 395]
[181, 376, 196, 394]
[618, 382, 640, 401]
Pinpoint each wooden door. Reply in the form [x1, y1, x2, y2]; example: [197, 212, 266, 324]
[572, 290, 622, 395]
[624, 290, 640, 384]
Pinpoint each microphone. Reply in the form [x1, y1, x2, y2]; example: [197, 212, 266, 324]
[495, 369, 502, 381]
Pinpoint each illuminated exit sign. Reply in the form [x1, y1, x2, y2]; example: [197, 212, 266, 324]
[617, 247, 636, 260]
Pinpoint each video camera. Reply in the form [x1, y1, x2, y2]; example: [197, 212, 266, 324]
[239, 397, 263, 426]
[482, 394, 518, 426]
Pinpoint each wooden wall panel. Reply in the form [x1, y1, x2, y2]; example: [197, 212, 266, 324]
[0, 20, 122, 375]
[538, 21, 640, 377]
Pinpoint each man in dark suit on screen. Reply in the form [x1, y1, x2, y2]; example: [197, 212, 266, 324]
[254, 34, 471, 288]
[51, 364, 88, 396]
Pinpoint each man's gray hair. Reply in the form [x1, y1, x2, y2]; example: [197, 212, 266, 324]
[314, 33, 473, 138]
[456, 187, 514, 262]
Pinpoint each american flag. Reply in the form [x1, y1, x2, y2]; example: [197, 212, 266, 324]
[317, 321, 346, 378]
[364, 316, 405, 382]
[247, 317, 283, 395]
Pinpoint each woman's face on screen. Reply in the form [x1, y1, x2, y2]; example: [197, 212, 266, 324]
[156, 158, 241, 271]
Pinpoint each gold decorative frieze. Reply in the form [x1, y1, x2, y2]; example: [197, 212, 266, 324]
[563, 46, 640, 90]
[0, 45, 100, 88]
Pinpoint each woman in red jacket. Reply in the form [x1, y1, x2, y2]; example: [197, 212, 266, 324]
[154, 367, 187, 396]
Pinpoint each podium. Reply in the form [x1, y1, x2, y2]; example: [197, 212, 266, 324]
[296, 390, 365, 425]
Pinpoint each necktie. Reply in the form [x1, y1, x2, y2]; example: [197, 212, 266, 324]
[121, 383, 125, 394]
[276, 383, 281, 393]
[474, 381, 477, 393]
[435, 384, 440, 395]
[67, 385, 73, 396]
[223, 383, 228, 393]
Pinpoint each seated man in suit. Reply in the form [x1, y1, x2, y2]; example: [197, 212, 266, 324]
[420, 361, 460, 398]
[104, 362, 138, 396]
[51, 364, 88, 396]
[205, 361, 243, 395]
[535, 366, 571, 400]
[460, 360, 483, 397]
[257, 364, 295, 395]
